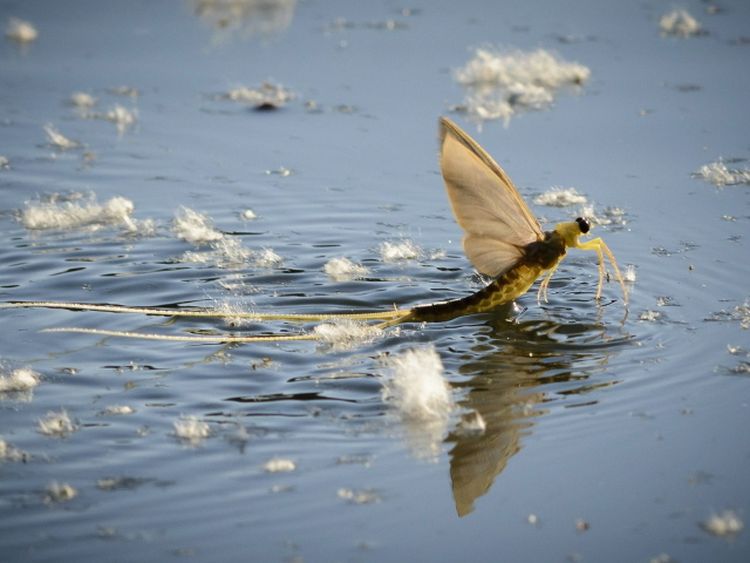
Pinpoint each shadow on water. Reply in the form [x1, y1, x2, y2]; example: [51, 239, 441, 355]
[445, 307, 632, 517]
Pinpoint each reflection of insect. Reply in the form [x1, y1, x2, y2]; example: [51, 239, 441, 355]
[3, 117, 628, 343]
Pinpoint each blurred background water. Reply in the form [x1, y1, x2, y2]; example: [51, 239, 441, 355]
[1, 0, 749, 561]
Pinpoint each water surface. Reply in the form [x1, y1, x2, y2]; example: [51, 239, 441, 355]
[1, 1, 749, 561]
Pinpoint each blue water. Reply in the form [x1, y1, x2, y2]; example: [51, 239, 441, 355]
[1, 0, 749, 561]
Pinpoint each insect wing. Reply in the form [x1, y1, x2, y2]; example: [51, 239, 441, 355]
[439, 117, 543, 277]
[461, 235, 527, 279]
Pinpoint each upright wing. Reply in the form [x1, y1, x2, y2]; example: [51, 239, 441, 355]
[439, 117, 543, 277]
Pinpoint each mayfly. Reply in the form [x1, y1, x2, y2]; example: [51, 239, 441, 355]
[3, 117, 628, 343]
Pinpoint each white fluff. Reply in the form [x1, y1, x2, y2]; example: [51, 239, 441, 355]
[379, 240, 421, 262]
[38, 410, 76, 437]
[578, 204, 627, 227]
[701, 510, 743, 536]
[217, 275, 259, 293]
[0, 437, 28, 462]
[456, 92, 514, 125]
[726, 344, 746, 356]
[212, 300, 246, 326]
[0, 155, 8, 169]
[173, 415, 211, 444]
[732, 300, 750, 330]
[88, 104, 138, 133]
[223, 81, 295, 109]
[324, 257, 369, 281]
[533, 187, 587, 207]
[254, 248, 283, 268]
[707, 300, 750, 329]
[70, 92, 97, 108]
[45, 481, 77, 503]
[43, 124, 80, 150]
[639, 310, 662, 322]
[455, 410, 486, 437]
[214, 237, 255, 265]
[185, 245, 274, 269]
[455, 48, 590, 90]
[624, 265, 637, 283]
[0, 367, 40, 393]
[382, 346, 454, 421]
[265, 166, 293, 177]
[21, 194, 140, 232]
[313, 320, 382, 350]
[174, 208, 268, 268]
[109, 85, 139, 97]
[173, 207, 224, 243]
[100, 405, 135, 415]
[660, 9, 701, 37]
[240, 208, 257, 220]
[428, 249, 446, 260]
[506, 82, 555, 109]
[337, 488, 381, 504]
[263, 457, 296, 473]
[453, 48, 589, 123]
[694, 159, 750, 187]
[5, 17, 37, 43]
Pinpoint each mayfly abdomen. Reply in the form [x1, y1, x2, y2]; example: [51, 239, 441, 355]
[406, 261, 547, 322]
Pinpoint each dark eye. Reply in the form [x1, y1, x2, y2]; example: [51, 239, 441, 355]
[575, 217, 590, 234]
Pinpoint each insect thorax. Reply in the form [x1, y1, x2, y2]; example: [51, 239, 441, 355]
[522, 231, 567, 270]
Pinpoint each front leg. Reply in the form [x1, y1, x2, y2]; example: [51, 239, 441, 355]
[575, 237, 629, 304]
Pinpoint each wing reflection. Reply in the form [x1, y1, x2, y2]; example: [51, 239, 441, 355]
[446, 311, 628, 517]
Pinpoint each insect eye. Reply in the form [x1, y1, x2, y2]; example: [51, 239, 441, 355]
[575, 217, 590, 234]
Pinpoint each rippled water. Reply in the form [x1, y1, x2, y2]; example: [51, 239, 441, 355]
[2, 1, 749, 561]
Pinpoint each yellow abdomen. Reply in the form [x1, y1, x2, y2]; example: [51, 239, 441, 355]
[406, 261, 547, 323]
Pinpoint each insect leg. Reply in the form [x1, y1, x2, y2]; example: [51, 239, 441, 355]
[598, 239, 629, 304]
[576, 238, 628, 304]
[536, 259, 561, 303]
